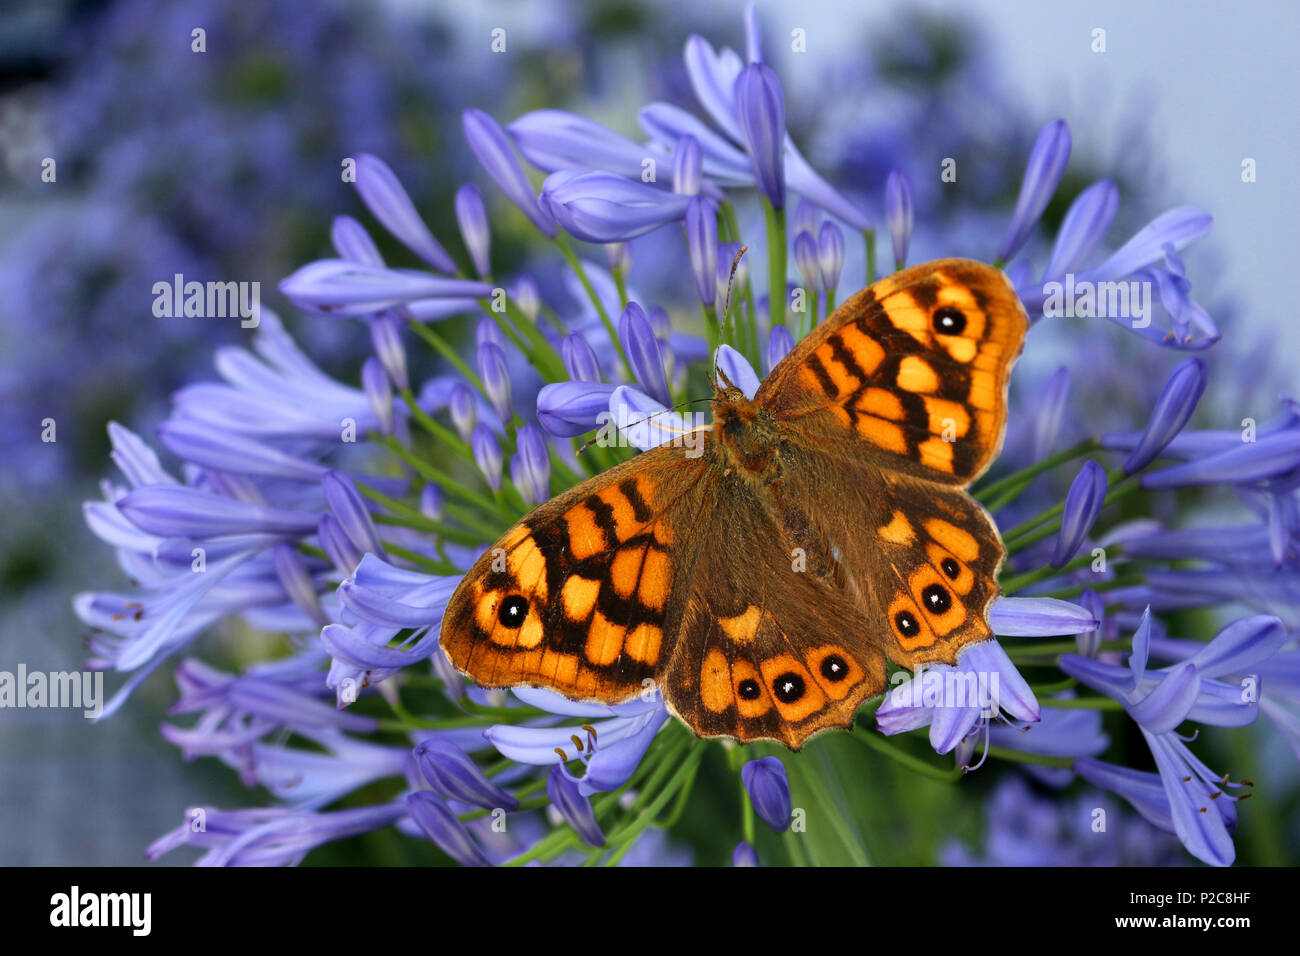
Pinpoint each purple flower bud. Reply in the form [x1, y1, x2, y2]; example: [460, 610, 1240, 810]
[476, 341, 512, 423]
[455, 183, 492, 278]
[405, 791, 491, 866]
[1044, 179, 1119, 279]
[793, 199, 820, 237]
[476, 316, 505, 350]
[540, 170, 692, 243]
[989, 596, 1099, 636]
[463, 108, 556, 237]
[322, 470, 386, 560]
[619, 302, 672, 407]
[793, 230, 820, 290]
[420, 483, 444, 523]
[1142, 430, 1300, 489]
[766, 324, 794, 374]
[741, 756, 791, 832]
[1121, 358, 1207, 474]
[733, 841, 759, 867]
[1076, 588, 1105, 658]
[369, 314, 409, 392]
[546, 765, 605, 846]
[714, 345, 760, 400]
[361, 357, 393, 436]
[562, 332, 603, 382]
[279, 260, 492, 317]
[685, 196, 719, 306]
[673, 135, 703, 195]
[997, 119, 1071, 264]
[331, 214, 383, 265]
[318, 514, 362, 576]
[471, 425, 503, 491]
[537, 381, 617, 437]
[734, 63, 787, 209]
[514, 424, 551, 505]
[1032, 366, 1071, 461]
[817, 221, 845, 293]
[354, 154, 457, 273]
[512, 275, 541, 323]
[508, 108, 652, 180]
[449, 383, 477, 442]
[414, 740, 519, 811]
[1051, 460, 1108, 568]
[885, 169, 914, 268]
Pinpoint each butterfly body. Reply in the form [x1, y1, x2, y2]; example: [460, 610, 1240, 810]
[439, 259, 1029, 749]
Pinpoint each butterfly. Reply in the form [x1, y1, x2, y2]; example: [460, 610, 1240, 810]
[439, 259, 1029, 749]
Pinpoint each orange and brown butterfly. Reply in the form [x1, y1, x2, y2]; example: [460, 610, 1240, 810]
[439, 258, 1029, 749]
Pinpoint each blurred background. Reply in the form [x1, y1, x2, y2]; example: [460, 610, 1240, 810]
[0, 0, 1295, 864]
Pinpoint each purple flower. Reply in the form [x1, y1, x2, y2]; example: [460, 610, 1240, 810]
[673, 134, 703, 195]
[714, 345, 760, 399]
[546, 765, 604, 847]
[1110, 358, 1208, 473]
[1043, 179, 1119, 279]
[449, 382, 477, 441]
[536, 381, 617, 437]
[997, 119, 1071, 263]
[512, 424, 551, 505]
[455, 183, 492, 277]
[619, 302, 672, 407]
[414, 740, 518, 811]
[766, 325, 794, 374]
[477, 341, 512, 423]
[1141, 429, 1300, 489]
[279, 259, 491, 317]
[406, 791, 491, 866]
[322, 471, 386, 561]
[463, 108, 555, 237]
[354, 153, 457, 274]
[561, 332, 603, 383]
[793, 230, 820, 291]
[733, 63, 787, 208]
[685, 197, 719, 306]
[733, 841, 759, 866]
[541, 170, 692, 243]
[818, 221, 845, 295]
[471, 424, 503, 491]
[1051, 460, 1108, 568]
[741, 756, 791, 832]
[877, 640, 1041, 754]
[884, 169, 914, 268]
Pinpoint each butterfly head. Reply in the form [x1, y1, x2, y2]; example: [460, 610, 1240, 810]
[710, 368, 779, 477]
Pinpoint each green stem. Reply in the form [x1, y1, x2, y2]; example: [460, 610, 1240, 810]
[555, 231, 631, 375]
[763, 200, 787, 329]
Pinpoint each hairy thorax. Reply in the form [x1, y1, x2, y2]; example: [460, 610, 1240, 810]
[712, 385, 782, 482]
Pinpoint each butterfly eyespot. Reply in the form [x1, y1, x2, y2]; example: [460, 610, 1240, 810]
[737, 678, 762, 701]
[819, 654, 849, 682]
[932, 306, 967, 335]
[773, 673, 806, 703]
[921, 584, 952, 614]
[498, 595, 529, 628]
[894, 610, 920, 637]
[940, 557, 961, 579]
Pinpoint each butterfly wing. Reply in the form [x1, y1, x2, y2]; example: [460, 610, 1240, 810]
[658, 465, 888, 749]
[757, 258, 1028, 485]
[441, 432, 889, 748]
[439, 440, 712, 704]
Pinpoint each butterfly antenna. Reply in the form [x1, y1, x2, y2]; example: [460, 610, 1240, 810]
[720, 245, 749, 349]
